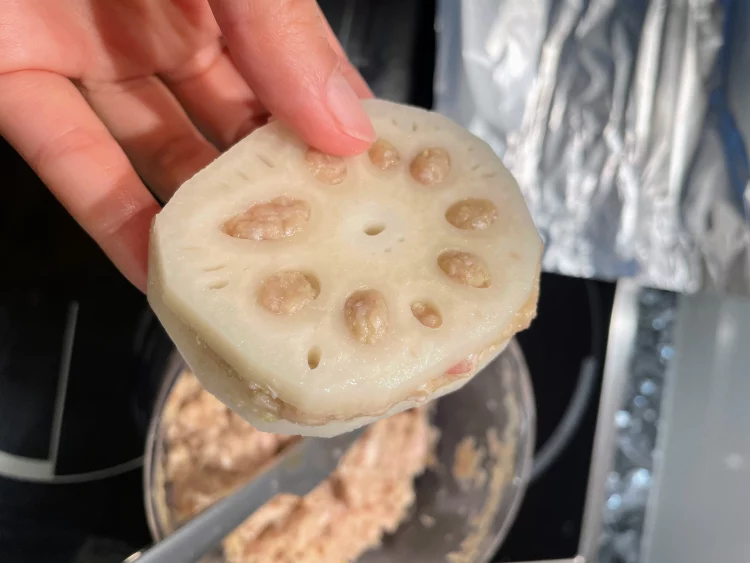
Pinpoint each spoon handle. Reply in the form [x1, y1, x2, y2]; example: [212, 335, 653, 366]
[125, 426, 365, 563]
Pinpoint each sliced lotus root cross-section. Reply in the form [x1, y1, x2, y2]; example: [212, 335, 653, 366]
[148, 99, 542, 437]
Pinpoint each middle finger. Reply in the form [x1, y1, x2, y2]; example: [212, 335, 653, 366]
[161, 42, 269, 150]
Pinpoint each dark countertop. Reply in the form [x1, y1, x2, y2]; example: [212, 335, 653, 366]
[0, 124, 616, 560]
[0, 1, 616, 561]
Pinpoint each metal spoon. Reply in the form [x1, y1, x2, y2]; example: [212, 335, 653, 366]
[125, 426, 366, 563]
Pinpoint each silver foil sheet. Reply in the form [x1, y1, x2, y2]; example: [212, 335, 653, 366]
[435, 0, 750, 295]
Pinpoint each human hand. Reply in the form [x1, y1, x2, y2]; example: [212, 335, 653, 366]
[0, 0, 375, 291]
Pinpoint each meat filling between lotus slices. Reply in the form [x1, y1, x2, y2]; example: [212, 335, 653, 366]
[228, 274, 539, 427]
[147, 99, 542, 436]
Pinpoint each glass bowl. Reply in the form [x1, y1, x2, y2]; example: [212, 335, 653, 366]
[143, 340, 535, 563]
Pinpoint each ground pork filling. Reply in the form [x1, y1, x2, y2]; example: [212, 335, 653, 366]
[234, 347, 486, 427]
[229, 275, 539, 426]
[162, 371, 437, 563]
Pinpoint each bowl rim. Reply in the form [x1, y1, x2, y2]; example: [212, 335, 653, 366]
[144, 350, 186, 539]
[475, 338, 537, 562]
[142, 339, 537, 562]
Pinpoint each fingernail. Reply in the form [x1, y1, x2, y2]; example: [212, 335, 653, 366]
[326, 72, 375, 143]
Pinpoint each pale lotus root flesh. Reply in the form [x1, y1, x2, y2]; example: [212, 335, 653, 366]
[438, 251, 491, 288]
[411, 302, 442, 328]
[368, 139, 401, 171]
[223, 196, 310, 240]
[410, 147, 451, 186]
[305, 149, 347, 185]
[446, 198, 498, 230]
[344, 289, 389, 345]
[259, 271, 320, 315]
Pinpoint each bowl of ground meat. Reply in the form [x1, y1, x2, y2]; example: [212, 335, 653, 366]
[143, 340, 535, 563]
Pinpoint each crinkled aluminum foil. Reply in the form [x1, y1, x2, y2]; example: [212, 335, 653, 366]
[435, 0, 750, 295]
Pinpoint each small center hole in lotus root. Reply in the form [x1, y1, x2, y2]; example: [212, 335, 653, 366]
[307, 347, 321, 369]
[364, 223, 386, 236]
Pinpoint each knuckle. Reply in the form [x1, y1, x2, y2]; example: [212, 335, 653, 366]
[86, 179, 157, 242]
[29, 126, 103, 172]
[148, 132, 208, 174]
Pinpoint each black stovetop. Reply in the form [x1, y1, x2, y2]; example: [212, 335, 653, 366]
[0, 1, 615, 561]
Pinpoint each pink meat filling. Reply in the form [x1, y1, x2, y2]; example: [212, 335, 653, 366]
[445, 354, 478, 376]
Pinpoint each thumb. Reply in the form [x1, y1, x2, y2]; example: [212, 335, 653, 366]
[209, 0, 375, 156]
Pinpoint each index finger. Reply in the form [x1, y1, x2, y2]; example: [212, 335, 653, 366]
[209, 0, 375, 156]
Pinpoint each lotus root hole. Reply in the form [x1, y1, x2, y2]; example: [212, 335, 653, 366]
[410, 147, 451, 186]
[259, 271, 320, 315]
[411, 302, 442, 328]
[208, 279, 229, 290]
[344, 289, 389, 345]
[307, 346, 321, 369]
[368, 139, 401, 171]
[223, 196, 310, 240]
[437, 251, 491, 288]
[305, 149, 347, 184]
[364, 223, 386, 236]
[445, 198, 498, 230]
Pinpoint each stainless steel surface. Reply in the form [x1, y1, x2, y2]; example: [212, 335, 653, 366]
[578, 281, 642, 563]
[512, 280, 674, 563]
[435, 0, 750, 295]
[572, 281, 680, 563]
[518, 281, 675, 563]
[598, 287, 677, 563]
[144, 341, 536, 563]
[641, 291, 750, 563]
[132, 427, 365, 563]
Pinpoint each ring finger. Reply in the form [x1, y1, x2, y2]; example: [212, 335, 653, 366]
[80, 75, 219, 202]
